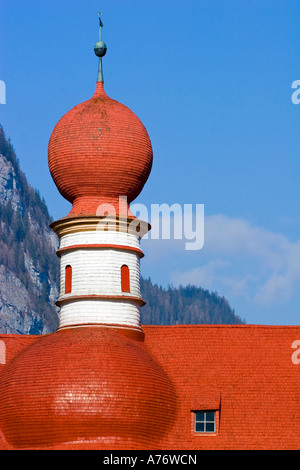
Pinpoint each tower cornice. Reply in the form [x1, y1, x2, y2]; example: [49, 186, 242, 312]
[57, 244, 144, 258]
[50, 216, 151, 239]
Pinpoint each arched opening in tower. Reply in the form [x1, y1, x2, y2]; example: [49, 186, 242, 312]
[121, 265, 130, 293]
[65, 265, 72, 294]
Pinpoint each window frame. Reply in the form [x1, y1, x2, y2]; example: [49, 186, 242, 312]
[193, 410, 218, 435]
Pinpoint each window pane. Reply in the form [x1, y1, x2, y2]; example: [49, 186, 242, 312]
[205, 422, 215, 433]
[195, 411, 205, 422]
[205, 411, 215, 422]
[195, 422, 205, 432]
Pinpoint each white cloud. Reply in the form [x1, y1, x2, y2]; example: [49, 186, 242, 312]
[171, 259, 229, 290]
[147, 213, 300, 307]
[204, 215, 300, 305]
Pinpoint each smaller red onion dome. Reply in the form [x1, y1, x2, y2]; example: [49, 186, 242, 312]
[48, 82, 153, 219]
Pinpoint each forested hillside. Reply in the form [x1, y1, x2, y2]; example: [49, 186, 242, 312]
[141, 278, 244, 325]
[0, 125, 244, 333]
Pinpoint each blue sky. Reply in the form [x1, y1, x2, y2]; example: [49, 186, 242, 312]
[1, 0, 300, 325]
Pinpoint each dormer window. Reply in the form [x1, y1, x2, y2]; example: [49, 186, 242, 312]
[194, 411, 216, 433]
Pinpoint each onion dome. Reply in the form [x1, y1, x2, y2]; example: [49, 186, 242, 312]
[48, 14, 152, 219]
[0, 328, 177, 449]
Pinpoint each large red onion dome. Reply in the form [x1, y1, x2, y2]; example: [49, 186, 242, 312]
[0, 328, 177, 449]
[48, 82, 153, 218]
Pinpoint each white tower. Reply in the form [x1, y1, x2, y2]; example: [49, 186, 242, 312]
[51, 216, 149, 332]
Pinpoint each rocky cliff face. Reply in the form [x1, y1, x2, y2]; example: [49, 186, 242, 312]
[0, 126, 59, 334]
[0, 154, 22, 209]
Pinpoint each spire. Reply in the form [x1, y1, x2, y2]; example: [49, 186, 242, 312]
[94, 12, 107, 83]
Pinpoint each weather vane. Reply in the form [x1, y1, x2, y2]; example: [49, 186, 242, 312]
[94, 12, 107, 83]
[98, 11, 103, 37]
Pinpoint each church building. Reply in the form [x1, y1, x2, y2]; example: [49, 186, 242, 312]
[0, 16, 299, 450]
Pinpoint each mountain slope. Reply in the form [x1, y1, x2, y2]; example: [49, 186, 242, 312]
[0, 125, 244, 333]
[0, 126, 59, 333]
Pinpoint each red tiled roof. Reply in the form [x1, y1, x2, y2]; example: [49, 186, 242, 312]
[0, 334, 38, 365]
[142, 324, 300, 450]
[0, 324, 299, 450]
[48, 82, 153, 219]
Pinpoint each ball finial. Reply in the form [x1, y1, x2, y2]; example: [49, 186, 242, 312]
[94, 40, 107, 58]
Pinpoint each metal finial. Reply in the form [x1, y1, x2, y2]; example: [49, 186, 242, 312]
[94, 12, 107, 83]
